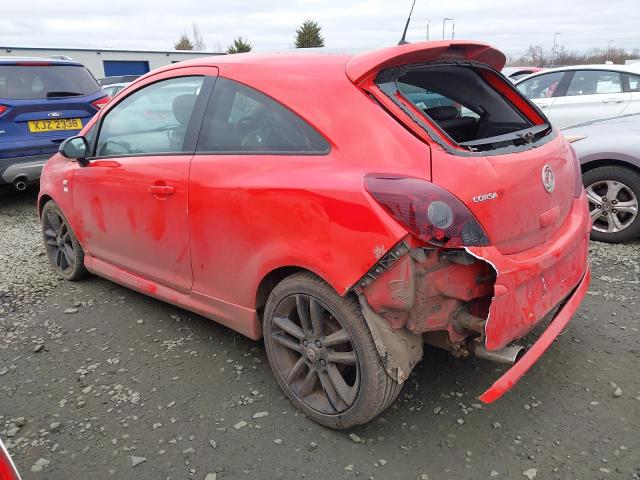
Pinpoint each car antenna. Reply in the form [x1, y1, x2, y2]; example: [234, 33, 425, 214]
[398, 0, 417, 45]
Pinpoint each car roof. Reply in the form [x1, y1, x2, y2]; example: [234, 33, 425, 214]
[515, 63, 640, 83]
[0, 56, 82, 66]
[148, 41, 506, 81]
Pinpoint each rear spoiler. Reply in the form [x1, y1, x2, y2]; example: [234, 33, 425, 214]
[346, 41, 506, 84]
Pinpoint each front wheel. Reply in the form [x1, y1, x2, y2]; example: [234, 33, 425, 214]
[263, 272, 402, 429]
[583, 165, 640, 243]
[41, 200, 87, 281]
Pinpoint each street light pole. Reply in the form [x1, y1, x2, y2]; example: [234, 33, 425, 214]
[426, 19, 430, 40]
[442, 18, 453, 40]
[606, 40, 613, 62]
[550, 32, 561, 68]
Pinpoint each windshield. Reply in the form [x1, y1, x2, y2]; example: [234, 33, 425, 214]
[0, 64, 100, 100]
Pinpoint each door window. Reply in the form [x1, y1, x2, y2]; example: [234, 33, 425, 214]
[95, 76, 204, 157]
[623, 73, 640, 92]
[565, 71, 622, 96]
[197, 78, 329, 153]
[516, 72, 565, 99]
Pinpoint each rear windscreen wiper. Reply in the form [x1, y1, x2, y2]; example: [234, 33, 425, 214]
[46, 91, 84, 98]
[459, 123, 551, 149]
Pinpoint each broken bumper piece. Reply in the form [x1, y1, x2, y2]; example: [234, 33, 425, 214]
[479, 265, 591, 403]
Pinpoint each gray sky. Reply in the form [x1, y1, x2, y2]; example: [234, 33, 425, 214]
[1, 0, 639, 56]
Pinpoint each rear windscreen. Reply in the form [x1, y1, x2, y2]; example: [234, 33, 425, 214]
[378, 64, 548, 151]
[0, 65, 100, 100]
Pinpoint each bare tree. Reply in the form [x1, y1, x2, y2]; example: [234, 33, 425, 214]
[508, 43, 640, 67]
[192, 23, 206, 51]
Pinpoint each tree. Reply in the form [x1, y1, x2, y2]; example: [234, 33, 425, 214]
[227, 36, 252, 54]
[174, 33, 194, 51]
[191, 23, 206, 51]
[294, 19, 325, 48]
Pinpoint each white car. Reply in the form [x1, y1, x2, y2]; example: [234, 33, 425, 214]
[515, 64, 640, 129]
[101, 82, 131, 98]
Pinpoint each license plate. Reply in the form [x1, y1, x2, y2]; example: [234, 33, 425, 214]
[28, 118, 83, 133]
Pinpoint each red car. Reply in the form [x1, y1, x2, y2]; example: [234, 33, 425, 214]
[39, 41, 591, 429]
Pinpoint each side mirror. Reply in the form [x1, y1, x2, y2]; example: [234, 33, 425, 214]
[59, 136, 90, 165]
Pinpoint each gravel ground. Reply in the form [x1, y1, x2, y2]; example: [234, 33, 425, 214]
[1, 188, 639, 480]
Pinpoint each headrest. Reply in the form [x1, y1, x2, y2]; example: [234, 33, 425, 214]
[172, 94, 197, 125]
[425, 105, 458, 121]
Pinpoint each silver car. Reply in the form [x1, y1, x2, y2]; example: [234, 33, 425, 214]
[563, 113, 640, 242]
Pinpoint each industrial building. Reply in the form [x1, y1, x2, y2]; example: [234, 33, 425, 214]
[0, 46, 223, 78]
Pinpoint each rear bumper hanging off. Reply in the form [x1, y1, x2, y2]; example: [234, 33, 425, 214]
[479, 265, 591, 403]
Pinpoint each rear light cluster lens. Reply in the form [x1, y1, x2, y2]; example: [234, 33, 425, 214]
[0, 105, 8, 116]
[364, 174, 490, 248]
[91, 96, 111, 110]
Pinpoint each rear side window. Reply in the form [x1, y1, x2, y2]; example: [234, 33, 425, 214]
[516, 72, 565, 99]
[565, 71, 622, 96]
[197, 78, 329, 154]
[380, 64, 543, 150]
[0, 65, 100, 100]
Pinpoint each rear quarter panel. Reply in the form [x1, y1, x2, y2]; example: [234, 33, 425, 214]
[190, 60, 431, 308]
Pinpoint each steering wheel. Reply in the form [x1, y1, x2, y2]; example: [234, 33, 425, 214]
[99, 140, 131, 156]
[238, 115, 271, 149]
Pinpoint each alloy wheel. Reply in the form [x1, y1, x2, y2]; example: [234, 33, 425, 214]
[269, 294, 360, 415]
[43, 210, 76, 275]
[586, 180, 638, 234]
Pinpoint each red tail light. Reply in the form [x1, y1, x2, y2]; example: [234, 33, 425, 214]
[0, 440, 21, 480]
[0, 105, 8, 116]
[364, 174, 490, 248]
[91, 96, 110, 110]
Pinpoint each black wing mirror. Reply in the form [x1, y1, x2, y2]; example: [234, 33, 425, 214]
[59, 136, 90, 166]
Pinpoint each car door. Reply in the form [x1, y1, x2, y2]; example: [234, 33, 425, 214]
[188, 77, 331, 312]
[516, 71, 566, 118]
[72, 73, 212, 294]
[548, 70, 631, 128]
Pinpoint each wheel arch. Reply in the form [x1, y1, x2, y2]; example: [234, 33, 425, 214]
[255, 265, 333, 321]
[581, 158, 640, 176]
[38, 194, 54, 218]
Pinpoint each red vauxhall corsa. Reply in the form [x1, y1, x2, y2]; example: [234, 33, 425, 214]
[39, 41, 591, 429]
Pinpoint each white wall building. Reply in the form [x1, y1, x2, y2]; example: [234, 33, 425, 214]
[0, 46, 223, 78]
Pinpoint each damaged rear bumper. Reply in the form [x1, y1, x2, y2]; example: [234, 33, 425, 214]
[479, 265, 591, 403]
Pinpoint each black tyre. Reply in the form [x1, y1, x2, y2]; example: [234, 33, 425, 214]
[41, 200, 88, 281]
[263, 272, 402, 429]
[583, 165, 640, 243]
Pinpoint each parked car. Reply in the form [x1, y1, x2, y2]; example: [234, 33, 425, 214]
[38, 41, 591, 429]
[0, 57, 109, 190]
[501, 66, 543, 82]
[97, 75, 140, 87]
[563, 113, 640, 242]
[515, 64, 640, 128]
[101, 82, 130, 98]
[0, 437, 21, 480]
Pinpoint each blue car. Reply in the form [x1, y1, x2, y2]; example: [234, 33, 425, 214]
[0, 57, 108, 189]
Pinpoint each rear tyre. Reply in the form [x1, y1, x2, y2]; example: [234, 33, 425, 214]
[41, 200, 87, 281]
[263, 272, 402, 429]
[583, 165, 640, 243]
